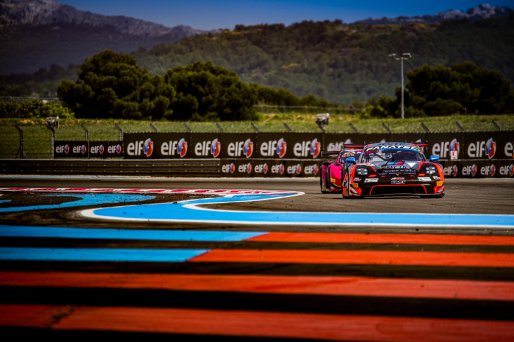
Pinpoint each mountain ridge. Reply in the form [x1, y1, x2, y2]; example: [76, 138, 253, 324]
[356, 3, 513, 25]
[0, 0, 203, 74]
[1, 1, 513, 104]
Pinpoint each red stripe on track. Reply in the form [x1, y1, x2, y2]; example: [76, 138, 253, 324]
[1, 304, 514, 341]
[249, 232, 514, 246]
[1, 271, 514, 301]
[191, 249, 514, 268]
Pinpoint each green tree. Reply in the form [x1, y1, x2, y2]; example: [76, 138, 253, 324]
[58, 50, 173, 120]
[0, 99, 73, 119]
[164, 61, 257, 121]
[401, 61, 514, 116]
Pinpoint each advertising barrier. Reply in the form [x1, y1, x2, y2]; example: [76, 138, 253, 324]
[439, 159, 514, 178]
[123, 131, 512, 161]
[55, 141, 124, 159]
[68, 131, 512, 177]
[216, 158, 514, 178]
[122, 132, 324, 160]
[220, 159, 321, 178]
[323, 132, 513, 160]
[88, 141, 124, 159]
[54, 141, 89, 159]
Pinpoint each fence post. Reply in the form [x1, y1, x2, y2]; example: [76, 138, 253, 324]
[382, 122, 392, 134]
[455, 121, 464, 132]
[421, 122, 430, 133]
[349, 122, 358, 133]
[251, 122, 259, 133]
[115, 123, 123, 141]
[80, 124, 89, 141]
[44, 117, 58, 158]
[15, 125, 27, 159]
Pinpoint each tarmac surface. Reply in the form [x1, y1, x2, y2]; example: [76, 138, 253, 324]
[0, 176, 513, 341]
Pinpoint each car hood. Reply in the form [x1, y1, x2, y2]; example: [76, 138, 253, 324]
[371, 161, 421, 175]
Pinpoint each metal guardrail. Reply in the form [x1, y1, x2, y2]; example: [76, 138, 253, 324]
[0, 159, 220, 177]
[1, 158, 512, 178]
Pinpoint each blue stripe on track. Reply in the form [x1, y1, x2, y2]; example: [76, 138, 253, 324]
[0, 247, 207, 262]
[0, 225, 265, 241]
[0, 194, 154, 213]
[85, 193, 514, 228]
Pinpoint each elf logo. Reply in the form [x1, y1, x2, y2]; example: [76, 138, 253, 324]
[228, 138, 254, 158]
[238, 163, 253, 174]
[221, 163, 236, 174]
[254, 163, 269, 174]
[55, 144, 70, 154]
[260, 138, 287, 158]
[287, 163, 302, 175]
[467, 138, 496, 159]
[294, 138, 321, 158]
[195, 139, 221, 157]
[161, 138, 188, 157]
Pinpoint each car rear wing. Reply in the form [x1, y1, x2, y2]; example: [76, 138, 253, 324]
[343, 144, 364, 150]
[321, 151, 340, 157]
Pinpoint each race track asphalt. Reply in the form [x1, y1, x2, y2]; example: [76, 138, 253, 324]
[0, 176, 513, 341]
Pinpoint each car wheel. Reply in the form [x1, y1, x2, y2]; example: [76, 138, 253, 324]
[320, 165, 330, 193]
[319, 164, 330, 194]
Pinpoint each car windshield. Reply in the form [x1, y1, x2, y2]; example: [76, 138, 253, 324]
[361, 148, 422, 163]
[338, 151, 359, 164]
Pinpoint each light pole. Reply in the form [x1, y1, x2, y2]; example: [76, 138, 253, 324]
[389, 52, 412, 119]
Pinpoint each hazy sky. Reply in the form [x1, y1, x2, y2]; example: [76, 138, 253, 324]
[59, 0, 514, 30]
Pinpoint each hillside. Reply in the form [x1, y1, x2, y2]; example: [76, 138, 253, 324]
[1, 2, 513, 105]
[135, 13, 514, 104]
[0, 0, 202, 74]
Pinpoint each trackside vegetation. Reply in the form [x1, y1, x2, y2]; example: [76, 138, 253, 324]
[1, 114, 513, 159]
[3, 50, 512, 122]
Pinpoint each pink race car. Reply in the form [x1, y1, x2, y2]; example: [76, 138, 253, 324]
[320, 144, 363, 193]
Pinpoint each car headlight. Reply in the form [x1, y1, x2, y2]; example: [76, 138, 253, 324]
[426, 165, 437, 175]
[356, 166, 368, 176]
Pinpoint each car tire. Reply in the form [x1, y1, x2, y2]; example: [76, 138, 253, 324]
[320, 165, 329, 193]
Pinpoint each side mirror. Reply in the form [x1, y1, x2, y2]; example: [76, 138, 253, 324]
[429, 155, 440, 162]
[346, 156, 356, 164]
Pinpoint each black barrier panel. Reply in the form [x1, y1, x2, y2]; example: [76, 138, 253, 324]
[122, 131, 512, 161]
[54, 141, 88, 158]
[440, 159, 514, 178]
[459, 132, 512, 160]
[410, 132, 513, 161]
[323, 133, 430, 152]
[190, 133, 258, 159]
[219, 159, 322, 178]
[255, 133, 323, 159]
[89, 141, 124, 159]
[123, 132, 191, 159]
[220, 159, 286, 177]
[323, 131, 513, 161]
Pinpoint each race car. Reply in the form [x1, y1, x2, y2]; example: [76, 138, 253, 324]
[320, 144, 363, 193]
[341, 142, 445, 198]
